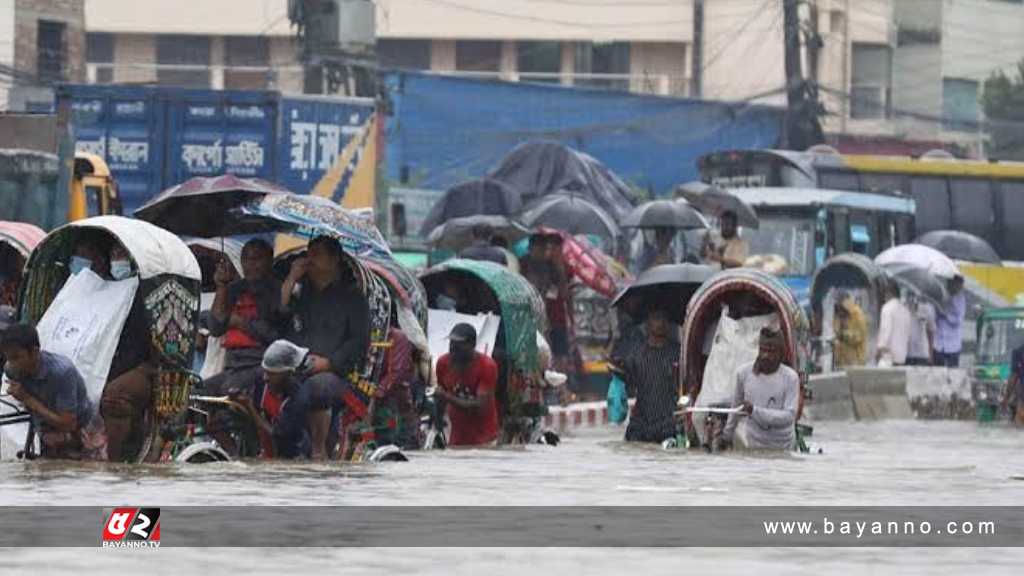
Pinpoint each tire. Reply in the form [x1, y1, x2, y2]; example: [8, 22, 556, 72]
[134, 411, 161, 464]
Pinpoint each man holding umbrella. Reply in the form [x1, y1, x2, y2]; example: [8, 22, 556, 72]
[615, 307, 680, 444]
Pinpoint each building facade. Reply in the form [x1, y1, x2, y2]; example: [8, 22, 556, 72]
[0, 0, 86, 110]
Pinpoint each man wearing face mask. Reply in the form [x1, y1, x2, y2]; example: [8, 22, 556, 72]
[433, 323, 499, 447]
[721, 327, 800, 450]
[101, 243, 158, 462]
[68, 235, 110, 278]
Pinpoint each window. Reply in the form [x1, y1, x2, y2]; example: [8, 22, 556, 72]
[997, 182, 1024, 260]
[378, 39, 431, 71]
[224, 36, 270, 90]
[574, 42, 630, 90]
[851, 44, 892, 119]
[949, 178, 994, 242]
[87, 33, 114, 84]
[909, 177, 950, 235]
[517, 41, 561, 83]
[943, 78, 980, 130]
[156, 35, 211, 88]
[819, 170, 860, 191]
[455, 41, 501, 73]
[37, 20, 66, 82]
[861, 172, 907, 194]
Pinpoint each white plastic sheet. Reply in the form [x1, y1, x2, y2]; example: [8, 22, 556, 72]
[696, 311, 779, 408]
[35, 269, 138, 409]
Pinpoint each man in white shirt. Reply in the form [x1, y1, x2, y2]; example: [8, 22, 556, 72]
[722, 327, 800, 450]
[876, 285, 912, 367]
[906, 294, 936, 366]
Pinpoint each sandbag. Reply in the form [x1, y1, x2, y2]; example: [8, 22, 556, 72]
[35, 269, 138, 411]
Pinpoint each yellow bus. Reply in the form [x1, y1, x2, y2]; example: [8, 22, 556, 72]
[697, 148, 1024, 261]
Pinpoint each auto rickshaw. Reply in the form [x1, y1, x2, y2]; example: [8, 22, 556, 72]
[679, 268, 811, 451]
[809, 253, 890, 372]
[15, 216, 201, 463]
[973, 306, 1024, 422]
[419, 258, 552, 445]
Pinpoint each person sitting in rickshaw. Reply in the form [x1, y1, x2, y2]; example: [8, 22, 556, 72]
[230, 340, 313, 460]
[722, 327, 799, 451]
[69, 233, 111, 278]
[1, 324, 93, 459]
[100, 242, 159, 462]
[281, 235, 370, 460]
[373, 326, 420, 450]
[614, 308, 680, 444]
[434, 323, 500, 447]
[0, 246, 24, 308]
[205, 239, 283, 454]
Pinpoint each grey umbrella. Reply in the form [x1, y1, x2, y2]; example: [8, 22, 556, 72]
[882, 262, 948, 307]
[621, 199, 709, 230]
[675, 181, 760, 229]
[425, 215, 530, 251]
[612, 263, 715, 323]
[419, 178, 523, 237]
[519, 192, 620, 244]
[916, 230, 1001, 265]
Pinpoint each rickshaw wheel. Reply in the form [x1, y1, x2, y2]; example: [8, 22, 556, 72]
[134, 411, 162, 464]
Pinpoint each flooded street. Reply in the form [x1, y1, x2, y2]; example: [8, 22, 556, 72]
[3, 420, 1024, 573]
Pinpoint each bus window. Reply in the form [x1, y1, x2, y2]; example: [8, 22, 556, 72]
[997, 182, 1024, 260]
[909, 177, 951, 235]
[861, 172, 907, 194]
[818, 169, 860, 191]
[949, 178, 995, 243]
[851, 224, 870, 255]
[85, 185, 103, 217]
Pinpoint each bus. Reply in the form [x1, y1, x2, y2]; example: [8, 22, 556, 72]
[696, 148, 1024, 260]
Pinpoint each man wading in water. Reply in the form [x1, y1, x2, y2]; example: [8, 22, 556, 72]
[616, 308, 680, 444]
[722, 327, 799, 450]
[434, 323, 499, 447]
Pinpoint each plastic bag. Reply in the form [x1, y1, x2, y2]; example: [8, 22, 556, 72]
[607, 374, 629, 424]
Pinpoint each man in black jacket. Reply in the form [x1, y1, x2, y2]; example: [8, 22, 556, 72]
[281, 235, 370, 460]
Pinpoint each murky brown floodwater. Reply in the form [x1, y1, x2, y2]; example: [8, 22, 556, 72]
[2, 421, 1023, 574]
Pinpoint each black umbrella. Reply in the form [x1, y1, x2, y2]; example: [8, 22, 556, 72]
[419, 178, 523, 237]
[612, 263, 715, 323]
[675, 181, 759, 229]
[519, 192, 620, 243]
[916, 230, 1001, 265]
[882, 262, 948, 307]
[134, 174, 292, 238]
[425, 215, 530, 251]
[621, 199, 709, 230]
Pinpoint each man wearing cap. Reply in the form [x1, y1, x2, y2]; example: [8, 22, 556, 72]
[722, 327, 800, 450]
[231, 340, 314, 459]
[434, 323, 500, 447]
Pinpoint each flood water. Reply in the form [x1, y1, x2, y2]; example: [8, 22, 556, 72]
[3, 420, 1024, 574]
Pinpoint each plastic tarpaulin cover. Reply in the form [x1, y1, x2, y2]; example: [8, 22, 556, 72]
[35, 269, 138, 409]
[384, 72, 783, 198]
[427, 309, 501, 377]
[697, 312, 779, 408]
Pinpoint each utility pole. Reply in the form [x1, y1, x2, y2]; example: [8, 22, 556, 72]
[692, 0, 704, 98]
[782, 0, 824, 150]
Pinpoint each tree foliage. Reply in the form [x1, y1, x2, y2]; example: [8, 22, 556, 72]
[982, 60, 1024, 160]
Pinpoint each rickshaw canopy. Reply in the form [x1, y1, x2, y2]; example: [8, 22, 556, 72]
[420, 258, 546, 374]
[0, 221, 45, 259]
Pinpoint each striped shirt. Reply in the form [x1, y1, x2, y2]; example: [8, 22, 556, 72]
[622, 337, 680, 443]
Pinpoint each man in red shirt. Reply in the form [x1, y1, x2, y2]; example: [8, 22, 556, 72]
[434, 323, 500, 447]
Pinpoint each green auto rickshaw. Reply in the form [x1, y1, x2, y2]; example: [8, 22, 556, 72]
[973, 306, 1024, 422]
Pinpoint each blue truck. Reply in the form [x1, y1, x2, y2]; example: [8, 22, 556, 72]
[56, 84, 376, 215]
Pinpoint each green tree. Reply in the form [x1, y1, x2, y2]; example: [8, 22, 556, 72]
[982, 60, 1024, 160]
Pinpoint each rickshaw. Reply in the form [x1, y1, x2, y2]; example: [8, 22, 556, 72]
[809, 253, 890, 372]
[419, 258, 553, 445]
[0, 221, 46, 309]
[15, 216, 201, 463]
[679, 268, 812, 452]
[972, 306, 1024, 422]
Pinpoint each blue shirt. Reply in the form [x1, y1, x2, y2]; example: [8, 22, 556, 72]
[6, 351, 92, 432]
[935, 293, 966, 354]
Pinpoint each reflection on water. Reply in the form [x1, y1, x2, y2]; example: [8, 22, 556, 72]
[3, 421, 1024, 573]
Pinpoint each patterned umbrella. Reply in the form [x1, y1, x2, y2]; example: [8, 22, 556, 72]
[134, 175, 292, 238]
[536, 226, 632, 299]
